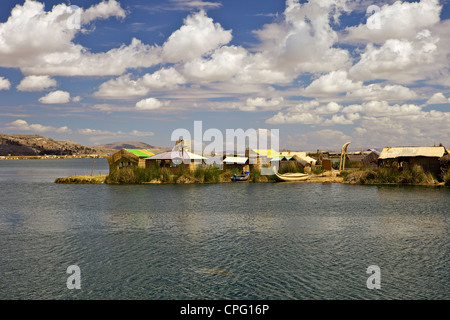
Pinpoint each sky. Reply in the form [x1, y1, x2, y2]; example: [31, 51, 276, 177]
[0, 0, 449, 152]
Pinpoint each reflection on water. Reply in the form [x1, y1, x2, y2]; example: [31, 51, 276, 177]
[0, 159, 448, 299]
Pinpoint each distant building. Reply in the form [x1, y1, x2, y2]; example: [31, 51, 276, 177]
[346, 154, 366, 163]
[107, 148, 155, 172]
[281, 151, 317, 165]
[145, 150, 206, 173]
[223, 156, 249, 173]
[361, 151, 380, 169]
[378, 146, 447, 176]
[346, 151, 379, 169]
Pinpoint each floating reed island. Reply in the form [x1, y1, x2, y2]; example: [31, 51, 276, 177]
[54, 166, 450, 186]
[54, 143, 450, 186]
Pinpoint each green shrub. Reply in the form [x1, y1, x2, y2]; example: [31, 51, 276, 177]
[443, 169, 450, 186]
[339, 171, 351, 179]
[249, 168, 269, 182]
[343, 165, 437, 185]
[117, 167, 136, 184]
[376, 167, 399, 183]
[311, 166, 323, 175]
[160, 168, 173, 183]
[398, 165, 436, 185]
[345, 160, 362, 168]
[203, 167, 221, 183]
[344, 170, 377, 184]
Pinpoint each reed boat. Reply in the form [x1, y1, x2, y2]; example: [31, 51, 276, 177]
[272, 167, 310, 182]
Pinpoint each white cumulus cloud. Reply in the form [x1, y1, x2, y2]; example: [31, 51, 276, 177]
[161, 10, 232, 63]
[0, 77, 11, 91]
[0, 0, 160, 76]
[38, 90, 71, 104]
[17, 75, 57, 92]
[135, 97, 168, 110]
[5, 119, 71, 133]
[426, 92, 449, 105]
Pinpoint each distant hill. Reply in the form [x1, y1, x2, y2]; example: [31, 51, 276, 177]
[0, 133, 116, 156]
[96, 141, 171, 154]
[0, 134, 173, 157]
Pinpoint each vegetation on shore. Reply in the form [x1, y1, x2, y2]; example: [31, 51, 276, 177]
[343, 165, 449, 186]
[55, 163, 450, 186]
[55, 174, 108, 184]
[104, 165, 278, 184]
[443, 169, 450, 186]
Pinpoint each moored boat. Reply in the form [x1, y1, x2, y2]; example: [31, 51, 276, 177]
[272, 167, 310, 182]
[231, 172, 249, 182]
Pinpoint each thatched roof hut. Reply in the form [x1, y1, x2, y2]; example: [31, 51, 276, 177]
[346, 154, 365, 162]
[107, 148, 155, 172]
[346, 152, 379, 169]
[378, 146, 447, 176]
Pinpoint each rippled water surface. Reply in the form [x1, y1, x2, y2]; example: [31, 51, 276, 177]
[0, 159, 448, 299]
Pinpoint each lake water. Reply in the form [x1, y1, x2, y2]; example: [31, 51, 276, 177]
[0, 158, 448, 300]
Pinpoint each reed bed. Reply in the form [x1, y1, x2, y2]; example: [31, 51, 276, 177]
[344, 165, 439, 185]
[106, 166, 257, 184]
[443, 169, 450, 186]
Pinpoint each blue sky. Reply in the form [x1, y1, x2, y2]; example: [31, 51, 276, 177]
[0, 0, 449, 151]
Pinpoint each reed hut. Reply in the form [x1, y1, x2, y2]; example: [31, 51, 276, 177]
[107, 148, 155, 172]
[281, 151, 317, 165]
[346, 154, 365, 163]
[361, 151, 379, 169]
[346, 151, 379, 169]
[292, 155, 312, 169]
[378, 146, 447, 176]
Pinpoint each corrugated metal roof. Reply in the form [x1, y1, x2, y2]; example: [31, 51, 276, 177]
[270, 156, 294, 161]
[378, 147, 446, 159]
[145, 150, 206, 161]
[252, 149, 281, 158]
[223, 156, 248, 164]
[125, 149, 155, 157]
[281, 151, 307, 158]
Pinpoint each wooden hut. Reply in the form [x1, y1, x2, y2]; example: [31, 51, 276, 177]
[346, 154, 365, 163]
[223, 156, 249, 173]
[378, 146, 447, 176]
[107, 148, 155, 172]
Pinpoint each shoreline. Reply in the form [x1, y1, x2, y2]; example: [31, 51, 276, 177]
[1, 155, 106, 160]
[54, 173, 447, 186]
[54, 173, 345, 184]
